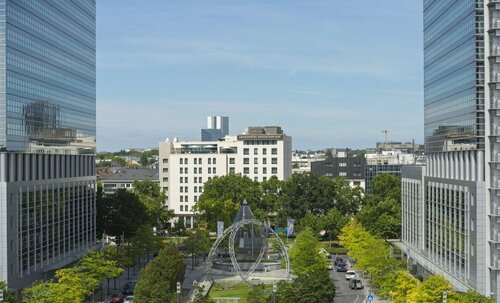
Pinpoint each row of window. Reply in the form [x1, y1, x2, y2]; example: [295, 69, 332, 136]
[179, 195, 199, 203]
[179, 186, 204, 193]
[243, 148, 278, 155]
[179, 167, 217, 174]
[180, 157, 217, 165]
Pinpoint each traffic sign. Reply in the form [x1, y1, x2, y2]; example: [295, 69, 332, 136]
[176, 282, 181, 294]
[367, 294, 373, 302]
[272, 282, 278, 293]
[0, 289, 4, 301]
[443, 291, 447, 303]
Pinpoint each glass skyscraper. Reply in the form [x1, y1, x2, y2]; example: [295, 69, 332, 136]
[0, 0, 96, 291]
[400, 1, 500, 301]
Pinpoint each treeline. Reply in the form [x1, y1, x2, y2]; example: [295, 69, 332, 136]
[340, 221, 492, 303]
[195, 173, 401, 239]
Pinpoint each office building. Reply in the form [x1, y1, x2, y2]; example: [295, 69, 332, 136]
[0, 1, 96, 291]
[310, 155, 365, 189]
[98, 168, 159, 195]
[201, 116, 229, 141]
[398, 1, 500, 300]
[159, 126, 292, 227]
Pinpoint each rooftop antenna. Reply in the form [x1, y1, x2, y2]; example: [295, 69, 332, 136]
[381, 130, 390, 144]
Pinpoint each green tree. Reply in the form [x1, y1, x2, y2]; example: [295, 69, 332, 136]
[0, 281, 15, 303]
[298, 213, 323, 235]
[451, 290, 494, 303]
[129, 224, 163, 265]
[247, 284, 270, 303]
[407, 275, 452, 303]
[279, 174, 336, 221]
[96, 189, 150, 238]
[275, 269, 335, 303]
[24, 280, 80, 303]
[134, 244, 186, 303]
[321, 207, 349, 241]
[289, 228, 327, 275]
[183, 227, 211, 268]
[357, 197, 401, 238]
[389, 271, 419, 303]
[111, 156, 127, 167]
[371, 173, 401, 202]
[133, 180, 174, 227]
[258, 176, 283, 216]
[194, 198, 239, 231]
[139, 154, 148, 167]
[332, 177, 364, 216]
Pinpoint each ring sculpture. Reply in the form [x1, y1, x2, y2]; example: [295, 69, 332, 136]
[207, 219, 290, 287]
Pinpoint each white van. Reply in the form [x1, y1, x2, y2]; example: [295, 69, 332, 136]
[345, 270, 356, 280]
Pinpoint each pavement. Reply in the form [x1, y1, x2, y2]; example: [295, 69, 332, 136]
[329, 257, 365, 303]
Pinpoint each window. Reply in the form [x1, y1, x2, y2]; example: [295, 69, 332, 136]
[254, 148, 258, 154]
[229, 158, 235, 164]
[263, 148, 267, 155]
[185, 158, 188, 164]
[339, 163, 347, 167]
[339, 172, 347, 176]
[184, 167, 188, 174]
[185, 196, 189, 202]
[213, 158, 216, 164]
[163, 177, 168, 182]
[254, 158, 258, 164]
[163, 187, 168, 192]
[254, 167, 258, 174]
[163, 168, 168, 173]
[244, 167, 249, 174]
[163, 158, 168, 163]
[194, 196, 198, 202]
[271, 148, 278, 155]
[229, 167, 235, 174]
[263, 158, 267, 164]
[180, 158, 183, 164]
[271, 167, 278, 174]
[194, 167, 198, 174]
[208, 158, 212, 164]
[185, 186, 188, 192]
[353, 181, 361, 186]
[180, 196, 184, 202]
[194, 178, 198, 183]
[271, 158, 278, 164]
[194, 158, 197, 164]
[185, 177, 188, 183]
[199, 158, 202, 164]
[180, 205, 183, 211]
[199, 186, 203, 192]
[244, 148, 249, 155]
[194, 187, 198, 193]
[179, 167, 183, 174]
[199, 168, 202, 174]
[213, 167, 217, 174]
[198, 177, 202, 183]
[180, 187, 184, 193]
[254, 176, 258, 181]
[263, 177, 267, 181]
[263, 167, 267, 174]
[208, 168, 212, 174]
[244, 158, 250, 164]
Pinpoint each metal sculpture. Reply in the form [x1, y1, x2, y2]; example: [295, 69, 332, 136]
[207, 218, 290, 286]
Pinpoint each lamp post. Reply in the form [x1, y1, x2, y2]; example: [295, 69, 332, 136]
[272, 282, 277, 303]
[177, 282, 181, 303]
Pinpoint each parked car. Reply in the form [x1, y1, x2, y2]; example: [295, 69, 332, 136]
[122, 281, 136, 296]
[110, 293, 124, 303]
[123, 295, 134, 303]
[349, 278, 364, 289]
[336, 263, 347, 272]
[327, 263, 334, 270]
[334, 257, 344, 266]
[345, 270, 356, 280]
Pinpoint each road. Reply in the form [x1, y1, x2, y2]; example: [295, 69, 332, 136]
[330, 256, 366, 303]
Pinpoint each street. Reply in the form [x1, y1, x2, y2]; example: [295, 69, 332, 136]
[330, 257, 366, 303]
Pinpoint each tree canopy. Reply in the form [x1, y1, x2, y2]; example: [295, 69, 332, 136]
[289, 228, 328, 275]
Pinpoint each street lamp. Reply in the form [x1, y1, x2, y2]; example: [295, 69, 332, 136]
[177, 282, 181, 303]
[272, 282, 277, 303]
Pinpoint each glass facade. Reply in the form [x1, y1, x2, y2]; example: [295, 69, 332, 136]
[424, 0, 485, 153]
[1, 0, 95, 154]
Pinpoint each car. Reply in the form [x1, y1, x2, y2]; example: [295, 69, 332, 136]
[334, 257, 344, 265]
[110, 293, 124, 303]
[123, 295, 134, 303]
[336, 263, 347, 272]
[327, 263, 333, 270]
[345, 270, 356, 280]
[349, 278, 364, 290]
[122, 281, 136, 296]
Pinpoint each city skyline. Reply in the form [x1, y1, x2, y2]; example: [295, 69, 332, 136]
[96, 1, 424, 151]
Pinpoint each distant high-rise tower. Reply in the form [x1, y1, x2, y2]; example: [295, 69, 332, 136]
[0, 1, 96, 290]
[201, 116, 229, 141]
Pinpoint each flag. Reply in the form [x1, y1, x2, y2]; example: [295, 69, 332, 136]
[286, 219, 295, 237]
[217, 221, 224, 238]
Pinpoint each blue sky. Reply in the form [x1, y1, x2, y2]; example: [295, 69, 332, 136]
[97, 1, 423, 151]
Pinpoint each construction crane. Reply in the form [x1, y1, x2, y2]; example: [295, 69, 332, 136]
[381, 130, 390, 144]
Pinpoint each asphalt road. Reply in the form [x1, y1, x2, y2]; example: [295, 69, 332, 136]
[329, 257, 366, 303]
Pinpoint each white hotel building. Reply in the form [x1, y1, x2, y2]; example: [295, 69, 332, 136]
[159, 126, 292, 227]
